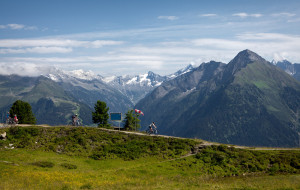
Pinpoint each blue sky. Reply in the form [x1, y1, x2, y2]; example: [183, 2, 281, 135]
[0, 0, 300, 76]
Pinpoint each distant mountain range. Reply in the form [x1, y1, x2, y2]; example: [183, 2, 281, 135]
[136, 50, 300, 147]
[45, 68, 133, 114]
[103, 64, 195, 104]
[0, 64, 195, 125]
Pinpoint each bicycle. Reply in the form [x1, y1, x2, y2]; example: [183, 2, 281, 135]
[68, 120, 81, 126]
[146, 128, 159, 135]
[4, 118, 17, 127]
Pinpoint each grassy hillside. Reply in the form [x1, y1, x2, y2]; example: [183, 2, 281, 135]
[0, 126, 197, 160]
[0, 126, 299, 189]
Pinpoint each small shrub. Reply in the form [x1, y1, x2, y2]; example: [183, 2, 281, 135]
[61, 163, 77, 169]
[90, 152, 108, 160]
[195, 152, 201, 159]
[32, 161, 54, 168]
[290, 159, 300, 169]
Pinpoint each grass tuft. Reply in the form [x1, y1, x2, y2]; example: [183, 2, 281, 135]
[32, 161, 55, 168]
[61, 163, 77, 169]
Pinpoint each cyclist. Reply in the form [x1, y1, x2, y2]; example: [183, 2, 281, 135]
[6, 112, 10, 124]
[13, 114, 18, 124]
[149, 122, 157, 134]
[75, 115, 80, 126]
[72, 114, 79, 126]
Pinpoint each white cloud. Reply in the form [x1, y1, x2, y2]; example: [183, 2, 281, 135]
[0, 23, 37, 30]
[272, 12, 296, 17]
[236, 33, 297, 41]
[28, 47, 72, 54]
[158, 16, 179, 20]
[24, 26, 38, 30]
[89, 40, 124, 48]
[7, 24, 25, 30]
[232, 13, 248, 18]
[190, 33, 300, 63]
[272, 53, 287, 62]
[200, 14, 217, 17]
[0, 38, 123, 54]
[0, 62, 56, 76]
[1, 20, 300, 76]
[192, 38, 247, 50]
[2, 32, 300, 76]
[0, 39, 123, 48]
[251, 14, 263, 18]
[0, 47, 72, 54]
[232, 13, 263, 18]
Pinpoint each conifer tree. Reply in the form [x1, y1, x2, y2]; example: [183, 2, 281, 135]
[123, 109, 141, 131]
[92, 100, 110, 128]
[10, 100, 36, 124]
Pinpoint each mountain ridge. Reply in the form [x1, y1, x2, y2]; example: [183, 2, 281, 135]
[136, 49, 300, 147]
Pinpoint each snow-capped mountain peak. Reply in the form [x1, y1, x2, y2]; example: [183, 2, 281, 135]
[45, 68, 103, 82]
[168, 64, 195, 79]
[65, 69, 101, 81]
[44, 63, 198, 105]
[105, 72, 166, 87]
[102, 75, 117, 83]
[271, 59, 295, 75]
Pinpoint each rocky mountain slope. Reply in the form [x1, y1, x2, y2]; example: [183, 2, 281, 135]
[136, 50, 300, 147]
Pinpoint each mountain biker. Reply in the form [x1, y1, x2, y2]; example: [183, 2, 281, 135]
[75, 115, 80, 126]
[72, 114, 79, 126]
[13, 114, 18, 124]
[6, 112, 10, 124]
[149, 122, 157, 134]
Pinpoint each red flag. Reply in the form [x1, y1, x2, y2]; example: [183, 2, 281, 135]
[134, 109, 144, 116]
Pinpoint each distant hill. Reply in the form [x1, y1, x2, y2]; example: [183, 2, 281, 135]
[136, 50, 300, 147]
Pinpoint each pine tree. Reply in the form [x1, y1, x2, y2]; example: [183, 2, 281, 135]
[10, 100, 36, 124]
[123, 109, 141, 131]
[92, 100, 110, 128]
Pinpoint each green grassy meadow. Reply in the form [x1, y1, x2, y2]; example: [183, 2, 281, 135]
[0, 126, 299, 189]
